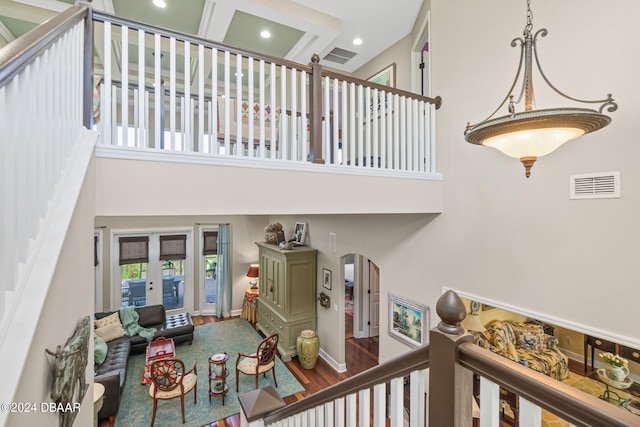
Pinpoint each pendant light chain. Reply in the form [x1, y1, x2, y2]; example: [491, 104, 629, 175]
[524, 0, 533, 35]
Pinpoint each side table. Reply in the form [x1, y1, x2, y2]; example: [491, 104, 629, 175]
[241, 287, 259, 323]
[596, 368, 633, 406]
[209, 352, 229, 405]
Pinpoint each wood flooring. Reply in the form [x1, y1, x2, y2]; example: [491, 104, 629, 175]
[99, 313, 379, 427]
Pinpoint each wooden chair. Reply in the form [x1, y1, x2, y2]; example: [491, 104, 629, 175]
[235, 334, 279, 392]
[148, 358, 197, 426]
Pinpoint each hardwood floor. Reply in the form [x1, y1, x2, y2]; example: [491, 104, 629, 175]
[100, 313, 378, 427]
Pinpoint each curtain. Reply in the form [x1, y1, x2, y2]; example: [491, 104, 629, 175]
[216, 225, 231, 318]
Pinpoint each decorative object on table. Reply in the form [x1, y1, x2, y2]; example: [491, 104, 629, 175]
[461, 301, 486, 332]
[264, 223, 284, 244]
[148, 358, 198, 426]
[296, 330, 320, 369]
[292, 222, 307, 245]
[236, 334, 279, 392]
[464, 0, 617, 178]
[208, 352, 229, 405]
[246, 264, 259, 289]
[45, 315, 90, 427]
[599, 351, 629, 382]
[388, 294, 429, 348]
[322, 268, 332, 290]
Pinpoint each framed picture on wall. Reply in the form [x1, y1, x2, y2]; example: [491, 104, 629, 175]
[367, 63, 396, 88]
[388, 293, 429, 348]
[322, 268, 332, 290]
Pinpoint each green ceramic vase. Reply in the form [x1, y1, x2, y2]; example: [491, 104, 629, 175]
[296, 329, 319, 369]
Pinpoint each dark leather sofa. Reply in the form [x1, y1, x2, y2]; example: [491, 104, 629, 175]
[93, 305, 194, 421]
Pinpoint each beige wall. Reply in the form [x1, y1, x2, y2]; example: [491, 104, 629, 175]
[427, 0, 639, 343]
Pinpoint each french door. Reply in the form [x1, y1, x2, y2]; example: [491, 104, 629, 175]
[113, 229, 192, 312]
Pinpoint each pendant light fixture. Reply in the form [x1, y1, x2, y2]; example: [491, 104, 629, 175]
[464, 0, 617, 178]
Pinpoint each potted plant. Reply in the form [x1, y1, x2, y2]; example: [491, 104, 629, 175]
[599, 351, 629, 382]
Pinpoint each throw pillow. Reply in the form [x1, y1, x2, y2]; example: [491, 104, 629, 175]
[94, 312, 120, 329]
[515, 330, 544, 351]
[95, 322, 125, 342]
[94, 335, 108, 364]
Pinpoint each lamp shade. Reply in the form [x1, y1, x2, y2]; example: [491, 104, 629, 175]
[461, 313, 486, 332]
[246, 264, 259, 278]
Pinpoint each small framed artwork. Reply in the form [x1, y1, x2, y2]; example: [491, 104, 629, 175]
[322, 268, 332, 290]
[388, 293, 429, 348]
[293, 222, 307, 245]
[367, 63, 396, 88]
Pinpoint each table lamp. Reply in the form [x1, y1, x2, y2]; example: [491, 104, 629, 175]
[461, 312, 486, 332]
[246, 264, 259, 289]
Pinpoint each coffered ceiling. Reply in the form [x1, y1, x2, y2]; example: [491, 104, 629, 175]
[0, 0, 424, 73]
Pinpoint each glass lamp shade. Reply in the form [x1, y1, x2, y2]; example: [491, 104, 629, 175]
[461, 313, 486, 332]
[465, 108, 612, 177]
[483, 127, 585, 159]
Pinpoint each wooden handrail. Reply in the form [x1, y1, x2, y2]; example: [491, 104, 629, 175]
[322, 68, 442, 108]
[458, 342, 640, 427]
[0, 6, 89, 89]
[264, 345, 429, 424]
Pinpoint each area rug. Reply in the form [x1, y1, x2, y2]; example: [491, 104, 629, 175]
[115, 319, 305, 426]
[345, 298, 353, 317]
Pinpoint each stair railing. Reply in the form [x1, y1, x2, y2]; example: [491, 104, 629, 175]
[91, 11, 442, 176]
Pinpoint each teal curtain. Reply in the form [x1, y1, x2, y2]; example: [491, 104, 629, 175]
[216, 225, 231, 317]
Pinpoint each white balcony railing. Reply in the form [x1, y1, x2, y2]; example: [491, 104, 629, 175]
[92, 12, 442, 177]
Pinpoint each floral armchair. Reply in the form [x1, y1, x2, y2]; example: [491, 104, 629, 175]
[473, 320, 570, 381]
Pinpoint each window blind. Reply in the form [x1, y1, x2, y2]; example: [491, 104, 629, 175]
[159, 234, 187, 260]
[119, 236, 149, 265]
[203, 231, 218, 255]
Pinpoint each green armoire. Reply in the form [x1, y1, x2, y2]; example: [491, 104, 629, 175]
[255, 242, 317, 361]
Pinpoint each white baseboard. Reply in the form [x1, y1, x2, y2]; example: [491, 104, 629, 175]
[319, 347, 346, 373]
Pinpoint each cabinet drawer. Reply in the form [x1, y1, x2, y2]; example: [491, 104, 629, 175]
[620, 345, 640, 363]
[586, 335, 616, 352]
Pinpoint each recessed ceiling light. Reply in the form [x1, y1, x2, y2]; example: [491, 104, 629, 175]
[260, 30, 271, 39]
[153, 0, 166, 8]
[353, 38, 363, 46]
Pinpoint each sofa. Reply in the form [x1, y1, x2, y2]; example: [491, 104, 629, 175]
[93, 305, 195, 421]
[473, 320, 570, 381]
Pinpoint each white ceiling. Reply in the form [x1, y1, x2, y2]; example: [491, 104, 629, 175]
[0, 0, 424, 73]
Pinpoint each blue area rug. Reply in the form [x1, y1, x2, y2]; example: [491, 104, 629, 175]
[115, 319, 304, 426]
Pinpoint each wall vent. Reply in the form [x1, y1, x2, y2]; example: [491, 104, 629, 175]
[323, 47, 357, 64]
[570, 171, 620, 199]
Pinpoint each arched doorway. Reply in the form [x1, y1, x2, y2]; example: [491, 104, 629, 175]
[343, 254, 379, 373]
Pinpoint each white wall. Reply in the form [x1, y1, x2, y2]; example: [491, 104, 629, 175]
[8, 157, 96, 427]
[426, 0, 640, 344]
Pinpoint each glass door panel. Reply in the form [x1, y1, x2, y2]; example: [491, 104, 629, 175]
[162, 259, 184, 310]
[121, 262, 147, 307]
[205, 254, 217, 304]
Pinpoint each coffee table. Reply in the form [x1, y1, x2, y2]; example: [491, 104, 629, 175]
[142, 337, 176, 385]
